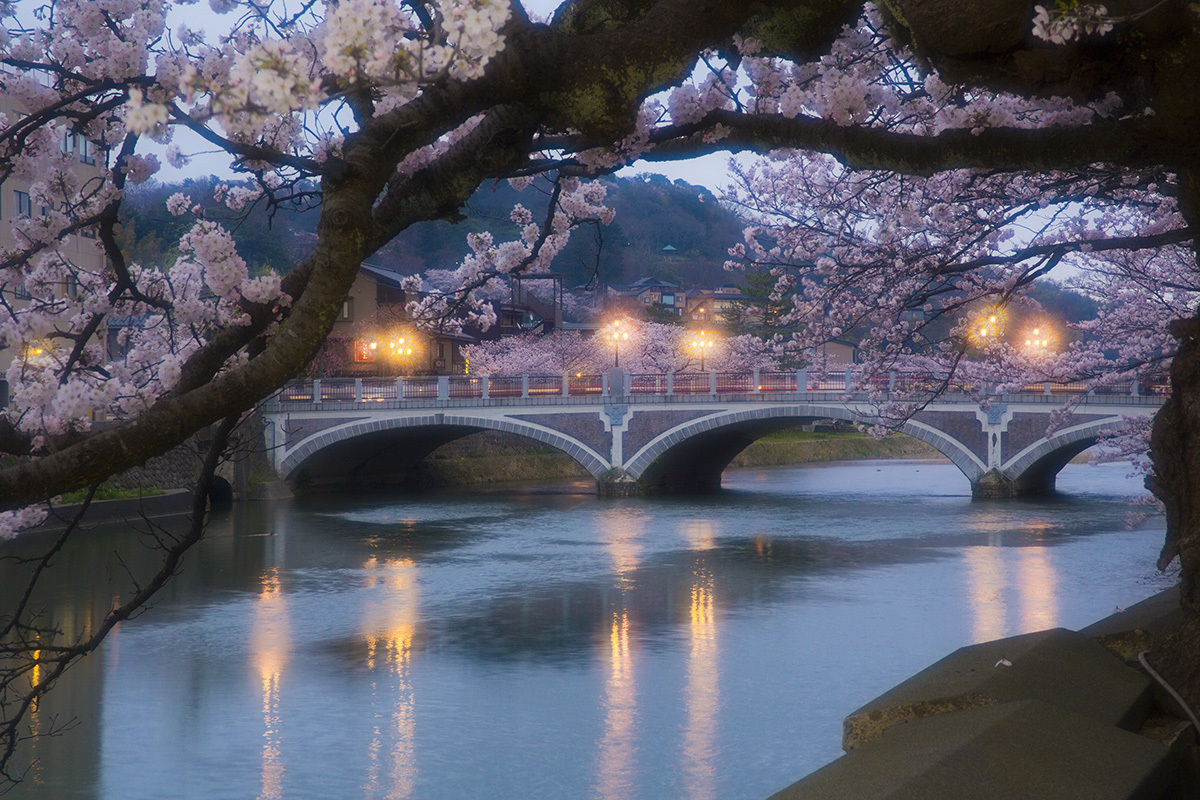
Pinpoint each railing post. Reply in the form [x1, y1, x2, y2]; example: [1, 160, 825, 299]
[522, 375, 530, 398]
[844, 368, 853, 393]
[624, 372, 631, 396]
[1044, 381, 1052, 396]
[888, 371, 896, 393]
[709, 370, 717, 396]
[602, 373, 609, 396]
[355, 377, 363, 403]
[752, 368, 760, 393]
[396, 377, 404, 401]
[438, 375, 449, 401]
[666, 372, 674, 396]
[1131, 378, 1140, 397]
[797, 369, 807, 395]
[562, 374, 569, 397]
[481, 375, 490, 399]
[312, 378, 321, 404]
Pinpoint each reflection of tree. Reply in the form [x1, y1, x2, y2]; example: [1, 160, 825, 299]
[1, 419, 237, 787]
[362, 557, 420, 800]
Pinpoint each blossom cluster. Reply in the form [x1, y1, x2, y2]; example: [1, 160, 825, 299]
[463, 324, 780, 377]
[405, 178, 614, 333]
[1032, 3, 1114, 44]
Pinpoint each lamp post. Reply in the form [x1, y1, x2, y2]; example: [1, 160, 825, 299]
[606, 320, 630, 367]
[969, 307, 1007, 349]
[690, 330, 715, 371]
[387, 333, 418, 374]
[1023, 325, 1054, 354]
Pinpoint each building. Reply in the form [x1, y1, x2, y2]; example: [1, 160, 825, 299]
[328, 264, 473, 375]
[0, 93, 109, 398]
[685, 285, 744, 323]
[609, 277, 688, 315]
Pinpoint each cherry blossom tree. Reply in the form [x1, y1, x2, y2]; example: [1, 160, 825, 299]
[463, 322, 778, 375]
[3, 0, 1200, 782]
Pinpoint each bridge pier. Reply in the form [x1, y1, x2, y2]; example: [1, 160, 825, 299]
[972, 469, 1056, 498]
[597, 470, 640, 497]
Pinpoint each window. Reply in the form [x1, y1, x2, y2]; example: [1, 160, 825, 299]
[353, 339, 376, 362]
[65, 274, 79, 300]
[79, 138, 95, 166]
[341, 298, 353, 320]
[14, 190, 31, 218]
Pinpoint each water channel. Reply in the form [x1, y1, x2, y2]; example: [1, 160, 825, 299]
[1, 458, 1171, 799]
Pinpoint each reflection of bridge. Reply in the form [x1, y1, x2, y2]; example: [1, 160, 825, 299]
[261, 370, 1166, 497]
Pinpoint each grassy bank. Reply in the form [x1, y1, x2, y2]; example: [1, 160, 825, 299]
[728, 429, 941, 468]
[412, 429, 944, 487]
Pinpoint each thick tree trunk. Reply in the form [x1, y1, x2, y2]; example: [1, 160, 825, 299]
[1148, 313, 1200, 610]
[1146, 167, 1200, 711]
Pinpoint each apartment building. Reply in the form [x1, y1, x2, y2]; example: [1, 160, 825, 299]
[0, 94, 110, 397]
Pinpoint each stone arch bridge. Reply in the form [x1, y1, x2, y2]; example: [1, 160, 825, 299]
[260, 371, 1165, 497]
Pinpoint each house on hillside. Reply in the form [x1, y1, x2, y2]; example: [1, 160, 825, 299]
[808, 339, 859, 366]
[685, 285, 744, 323]
[609, 277, 688, 316]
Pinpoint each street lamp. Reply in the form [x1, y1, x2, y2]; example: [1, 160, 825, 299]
[605, 320, 630, 367]
[1023, 325, 1054, 354]
[386, 332, 418, 374]
[969, 306, 1007, 348]
[690, 330, 716, 371]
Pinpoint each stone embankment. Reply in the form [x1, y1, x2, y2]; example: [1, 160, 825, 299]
[767, 587, 1197, 800]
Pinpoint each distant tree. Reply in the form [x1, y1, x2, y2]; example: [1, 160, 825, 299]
[465, 324, 778, 375]
[722, 269, 796, 341]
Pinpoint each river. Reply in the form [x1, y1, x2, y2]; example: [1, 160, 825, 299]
[0, 459, 1171, 800]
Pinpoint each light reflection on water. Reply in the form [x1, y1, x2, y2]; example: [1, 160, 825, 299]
[683, 566, 717, 800]
[361, 556, 419, 800]
[253, 569, 288, 800]
[595, 509, 641, 800]
[0, 459, 1172, 800]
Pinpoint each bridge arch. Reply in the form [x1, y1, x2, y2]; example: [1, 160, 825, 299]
[624, 405, 985, 492]
[279, 414, 609, 488]
[999, 416, 1124, 495]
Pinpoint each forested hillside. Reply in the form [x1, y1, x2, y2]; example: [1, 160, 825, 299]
[119, 173, 745, 288]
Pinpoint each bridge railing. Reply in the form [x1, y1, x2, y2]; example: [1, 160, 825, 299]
[569, 374, 605, 395]
[759, 371, 799, 392]
[671, 373, 710, 395]
[272, 371, 1170, 406]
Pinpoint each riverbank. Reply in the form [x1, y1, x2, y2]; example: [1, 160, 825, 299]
[409, 428, 943, 487]
[768, 586, 1196, 800]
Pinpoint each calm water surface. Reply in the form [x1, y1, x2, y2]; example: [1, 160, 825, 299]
[1, 460, 1171, 799]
